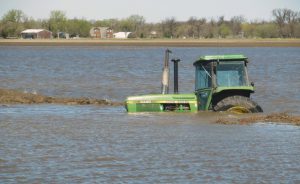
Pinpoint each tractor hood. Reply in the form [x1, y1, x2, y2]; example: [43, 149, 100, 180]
[125, 94, 197, 112]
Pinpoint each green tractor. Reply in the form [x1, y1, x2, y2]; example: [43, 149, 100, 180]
[125, 50, 262, 113]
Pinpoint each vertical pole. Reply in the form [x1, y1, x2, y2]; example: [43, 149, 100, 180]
[171, 58, 180, 94]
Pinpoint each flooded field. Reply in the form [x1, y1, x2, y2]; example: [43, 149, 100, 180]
[1, 46, 300, 183]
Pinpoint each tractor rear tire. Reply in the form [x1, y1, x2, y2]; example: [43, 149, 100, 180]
[214, 95, 263, 113]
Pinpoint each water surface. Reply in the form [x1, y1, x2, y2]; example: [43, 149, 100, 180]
[1, 46, 300, 183]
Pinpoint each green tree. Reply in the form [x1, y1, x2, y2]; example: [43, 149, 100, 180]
[176, 22, 189, 38]
[119, 19, 132, 32]
[127, 15, 146, 38]
[0, 9, 25, 38]
[294, 24, 300, 37]
[94, 19, 117, 28]
[241, 23, 256, 38]
[49, 10, 67, 37]
[254, 23, 279, 38]
[117, 15, 146, 38]
[67, 18, 91, 37]
[23, 17, 38, 29]
[219, 23, 232, 38]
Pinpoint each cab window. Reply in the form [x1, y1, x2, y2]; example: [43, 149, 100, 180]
[216, 61, 247, 87]
[195, 64, 212, 90]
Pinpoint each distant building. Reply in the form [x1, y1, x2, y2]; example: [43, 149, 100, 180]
[90, 27, 113, 38]
[21, 29, 52, 39]
[113, 32, 132, 39]
[58, 32, 70, 39]
[150, 31, 158, 38]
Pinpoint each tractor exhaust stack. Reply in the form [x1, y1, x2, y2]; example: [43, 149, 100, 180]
[171, 58, 180, 94]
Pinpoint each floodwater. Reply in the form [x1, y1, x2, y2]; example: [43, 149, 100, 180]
[1, 46, 300, 183]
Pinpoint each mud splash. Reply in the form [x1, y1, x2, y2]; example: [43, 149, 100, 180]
[216, 112, 300, 126]
[0, 88, 123, 106]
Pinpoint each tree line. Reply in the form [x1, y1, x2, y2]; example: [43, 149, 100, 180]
[0, 9, 299, 39]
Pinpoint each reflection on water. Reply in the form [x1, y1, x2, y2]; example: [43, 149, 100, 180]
[1, 46, 300, 183]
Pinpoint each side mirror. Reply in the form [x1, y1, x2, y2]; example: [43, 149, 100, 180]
[251, 82, 255, 87]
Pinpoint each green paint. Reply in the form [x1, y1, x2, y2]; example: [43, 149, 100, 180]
[215, 86, 254, 93]
[126, 94, 198, 112]
[194, 55, 247, 64]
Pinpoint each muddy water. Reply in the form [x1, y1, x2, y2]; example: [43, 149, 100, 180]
[1, 46, 300, 183]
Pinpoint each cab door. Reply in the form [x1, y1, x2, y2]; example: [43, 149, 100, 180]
[195, 62, 213, 110]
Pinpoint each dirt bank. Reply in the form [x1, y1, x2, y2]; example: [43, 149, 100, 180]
[1, 39, 300, 47]
[0, 88, 123, 106]
[216, 112, 300, 126]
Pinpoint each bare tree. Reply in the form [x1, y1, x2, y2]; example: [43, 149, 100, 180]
[230, 16, 245, 36]
[195, 18, 206, 38]
[161, 17, 177, 38]
[187, 17, 197, 38]
[272, 8, 299, 37]
[217, 16, 225, 26]
[285, 9, 299, 37]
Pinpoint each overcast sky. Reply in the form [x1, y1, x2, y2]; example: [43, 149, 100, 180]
[0, 0, 299, 22]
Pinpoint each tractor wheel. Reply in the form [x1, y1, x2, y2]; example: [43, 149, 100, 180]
[214, 95, 263, 113]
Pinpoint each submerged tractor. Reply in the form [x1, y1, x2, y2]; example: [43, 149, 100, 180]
[125, 49, 262, 113]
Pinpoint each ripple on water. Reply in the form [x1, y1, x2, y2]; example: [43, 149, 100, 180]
[1, 47, 300, 183]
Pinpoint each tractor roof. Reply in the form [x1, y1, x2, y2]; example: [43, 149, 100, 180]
[194, 54, 247, 65]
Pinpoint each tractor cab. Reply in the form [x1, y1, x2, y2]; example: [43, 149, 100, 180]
[194, 55, 262, 113]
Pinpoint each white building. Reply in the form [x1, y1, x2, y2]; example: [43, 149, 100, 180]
[113, 32, 132, 39]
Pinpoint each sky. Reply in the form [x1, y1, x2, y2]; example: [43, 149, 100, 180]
[0, 0, 299, 22]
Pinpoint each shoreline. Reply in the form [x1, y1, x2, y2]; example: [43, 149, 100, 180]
[1, 38, 300, 47]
